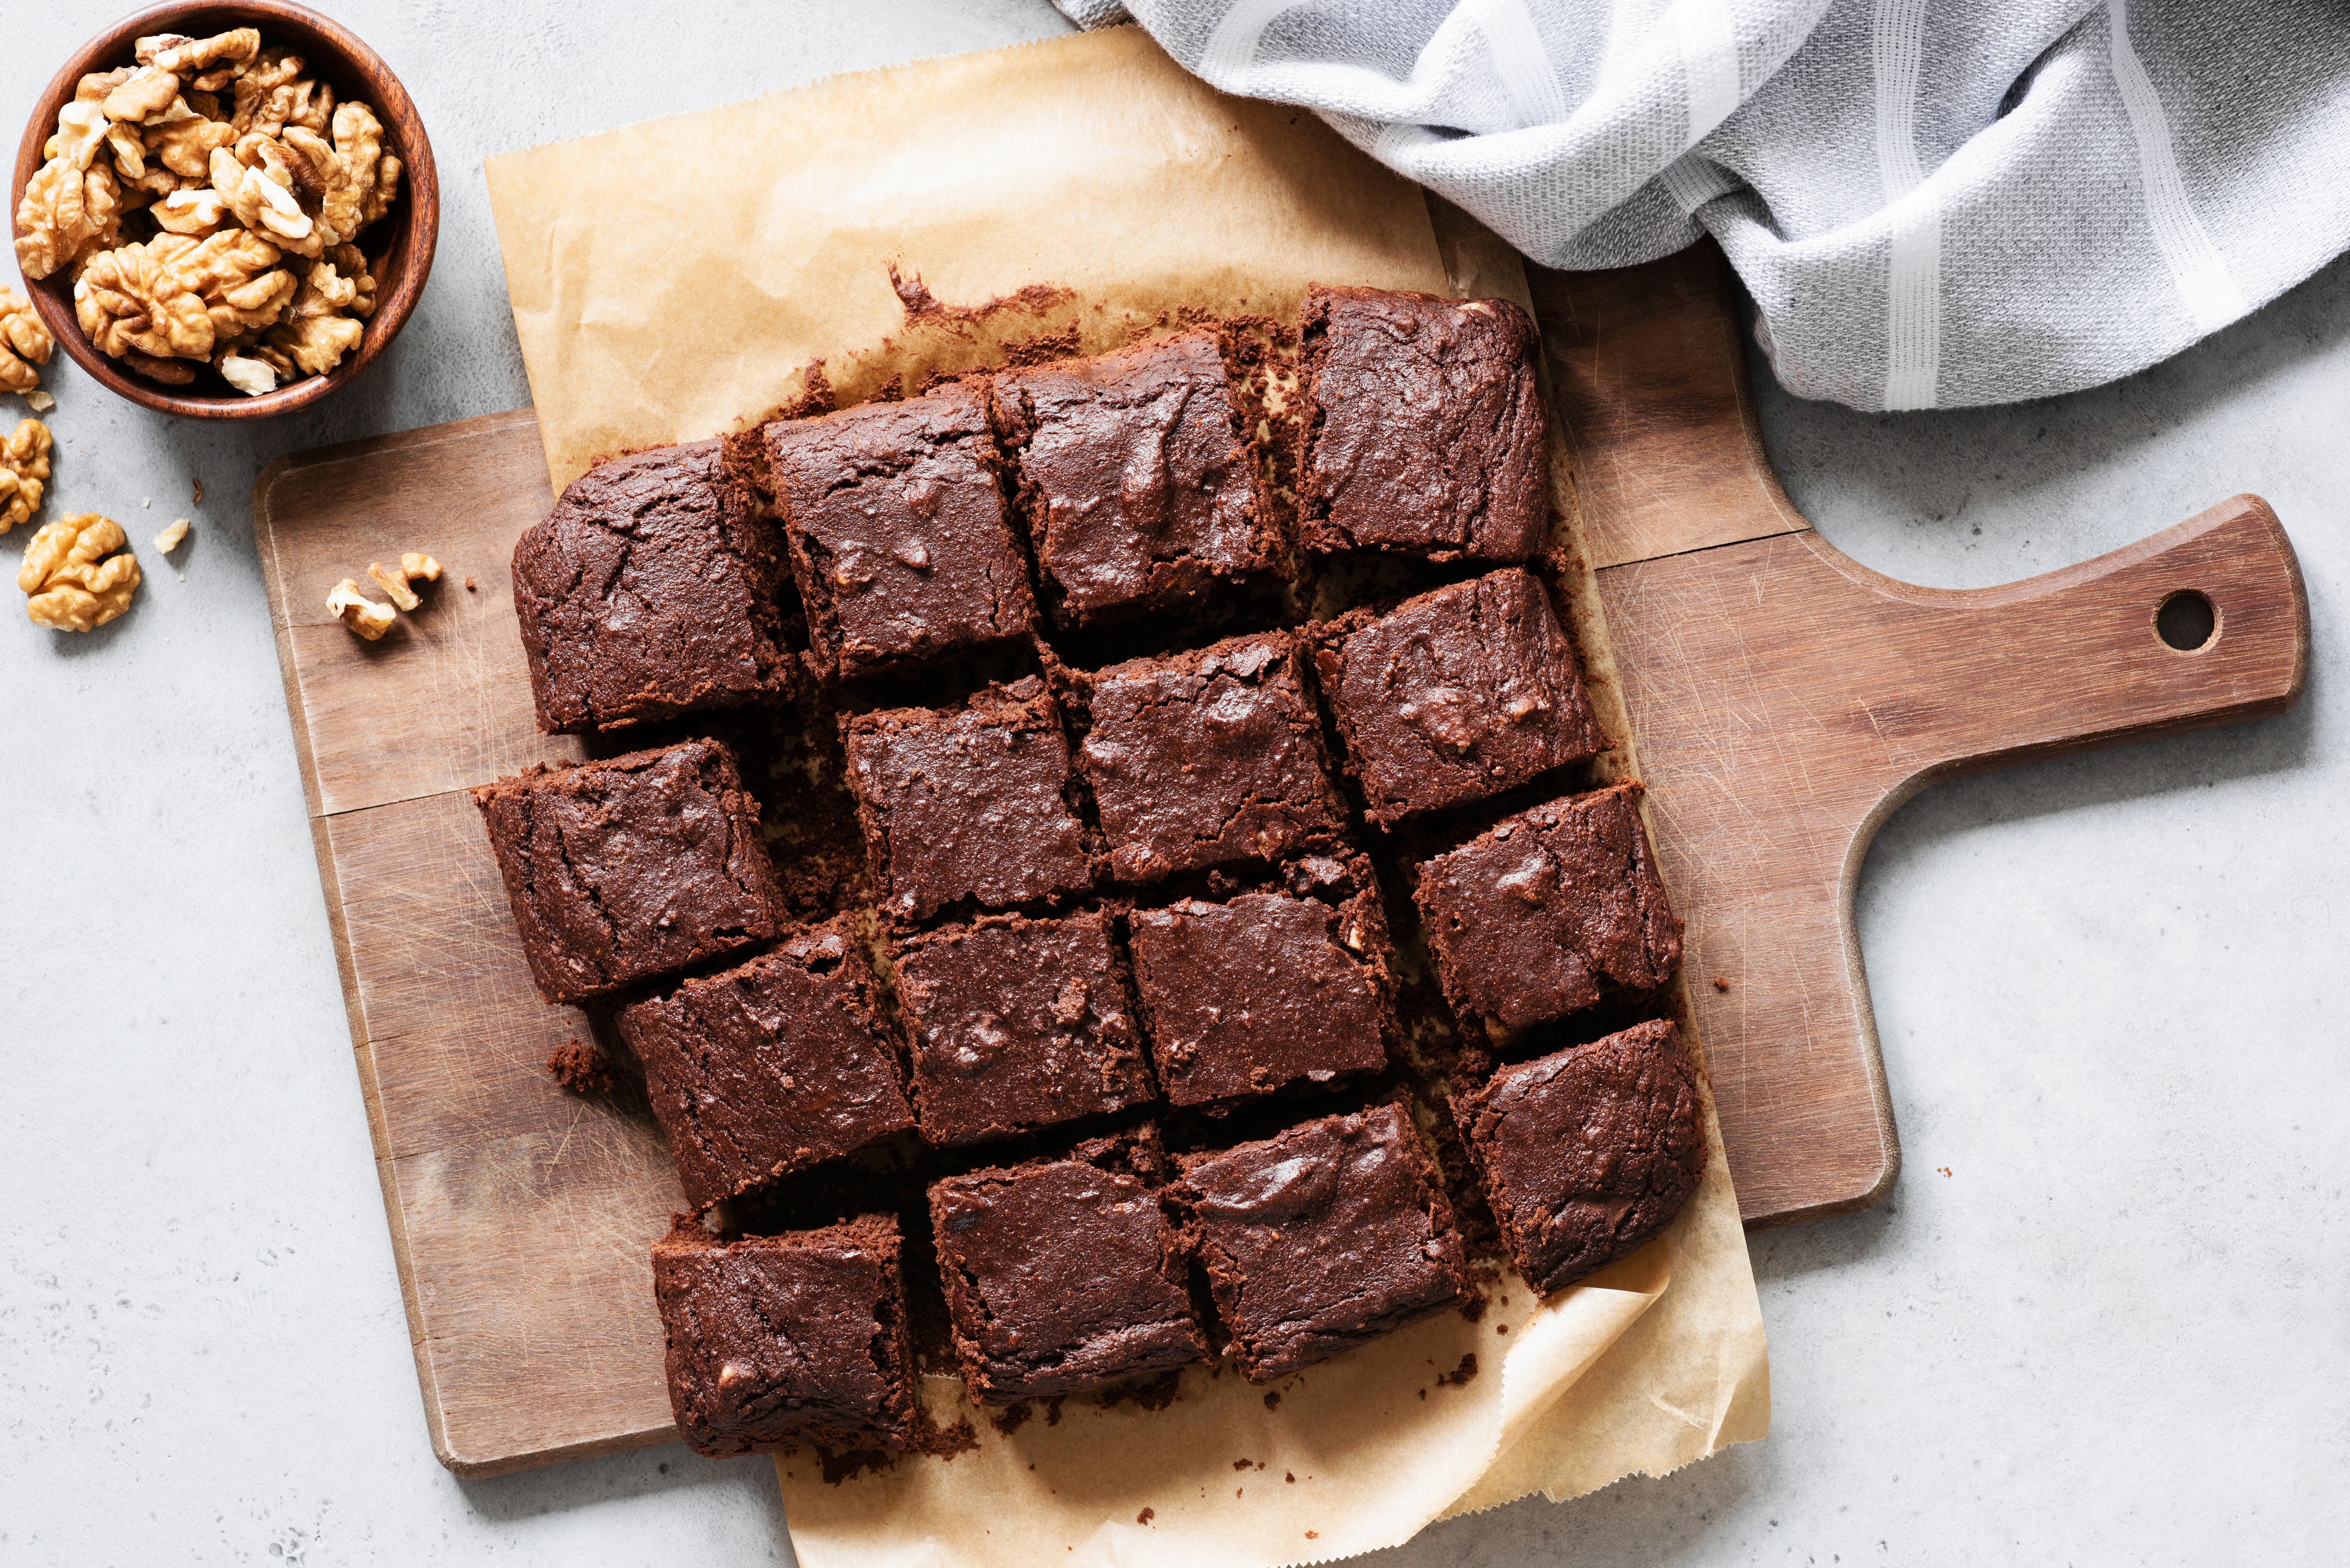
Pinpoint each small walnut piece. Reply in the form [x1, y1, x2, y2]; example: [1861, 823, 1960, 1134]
[216, 350, 276, 396]
[155, 517, 192, 553]
[20, 513, 140, 631]
[139, 29, 261, 79]
[262, 257, 363, 376]
[152, 186, 230, 237]
[368, 560, 419, 611]
[2, 285, 56, 393]
[50, 101, 110, 170]
[2, 417, 54, 532]
[327, 576, 395, 640]
[401, 552, 442, 583]
[146, 103, 237, 181]
[25, 390, 55, 413]
[104, 67, 184, 126]
[15, 154, 121, 280]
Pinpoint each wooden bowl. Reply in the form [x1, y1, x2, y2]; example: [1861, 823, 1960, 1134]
[10, 1, 438, 420]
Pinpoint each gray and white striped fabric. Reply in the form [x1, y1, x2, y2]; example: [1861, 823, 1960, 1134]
[1057, 0, 2350, 412]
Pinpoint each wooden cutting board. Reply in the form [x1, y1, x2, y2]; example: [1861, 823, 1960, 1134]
[254, 242, 2306, 1476]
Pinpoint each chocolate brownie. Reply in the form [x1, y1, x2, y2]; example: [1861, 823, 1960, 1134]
[765, 382, 1035, 680]
[511, 440, 798, 734]
[890, 909, 1153, 1147]
[1075, 630, 1349, 884]
[1176, 1102, 1466, 1383]
[1127, 889, 1390, 1108]
[618, 922, 915, 1209]
[1451, 1019, 1705, 1293]
[994, 331, 1279, 627]
[1413, 784, 1679, 1033]
[1298, 286, 1547, 562]
[653, 1214, 916, 1457]
[842, 676, 1094, 923]
[928, 1128, 1204, 1401]
[474, 739, 779, 1005]
[1312, 568, 1605, 825]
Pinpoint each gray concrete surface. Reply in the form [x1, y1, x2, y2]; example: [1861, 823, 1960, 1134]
[3, 3, 2342, 1563]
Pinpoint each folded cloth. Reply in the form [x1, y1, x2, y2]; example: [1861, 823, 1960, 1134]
[1057, 0, 2350, 411]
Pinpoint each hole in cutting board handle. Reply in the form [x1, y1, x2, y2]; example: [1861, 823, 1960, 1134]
[2156, 589, 2218, 652]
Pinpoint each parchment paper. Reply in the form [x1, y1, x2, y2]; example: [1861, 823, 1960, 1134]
[484, 25, 1767, 1565]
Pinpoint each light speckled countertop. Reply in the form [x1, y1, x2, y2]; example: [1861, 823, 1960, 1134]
[3, 4, 2342, 1563]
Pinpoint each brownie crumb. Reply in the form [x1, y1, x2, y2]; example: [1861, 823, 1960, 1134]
[1264, 1392, 1281, 1411]
[1437, 1353, 1479, 1387]
[1459, 1292, 1490, 1324]
[1285, 1471, 1296, 1483]
[888, 263, 1074, 327]
[911, 1408, 980, 1460]
[1713, 977, 1731, 991]
[819, 1447, 894, 1485]
[1233, 1457, 1253, 1470]
[1043, 1396, 1066, 1427]
[1093, 1368, 1184, 1412]
[988, 1402, 1034, 1439]
[545, 1038, 615, 1097]
[464, 576, 476, 591]
[1136, 1508, 1155, 1526]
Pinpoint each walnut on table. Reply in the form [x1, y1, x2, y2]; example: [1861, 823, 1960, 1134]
[2, 417, 54, 532]
[366, 551, 441, 611]
[326, 577, 396, 640]
[20, 512, 139, 631]
[2, 285, 56, 394]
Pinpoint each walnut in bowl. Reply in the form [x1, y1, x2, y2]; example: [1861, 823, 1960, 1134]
[9, 2, 437, 420]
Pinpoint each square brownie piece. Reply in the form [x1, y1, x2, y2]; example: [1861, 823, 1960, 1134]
[890, 909, 1153, 1147]
[511, 439, 797, 735]
[928, 1128, 1204, 1401]
[1075, 630, 1349, 884]
[1176, 1102, 1466, 1383]
[1128, 888, 1390, 1108]
[1298, 286, 1547, 562]
[1312, 568, 1605, 825]
[994, 331, 1279, 627]
[842, 676, 1094, 923]
[618, 922, 915, 1209]
[765, 382, 1035, 680]
[653, 1214, 916, 1458]
[1452, 1019, 1706, 1294]
[474, 739, 779, 1004]
[1413, 784, 1680, 1033]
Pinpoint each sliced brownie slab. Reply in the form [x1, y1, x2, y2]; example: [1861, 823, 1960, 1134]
[1312, 567, 1605, 825]
[619, 922, 915, 1209]
[512, 439, 796, 735]
[1413, 783, 1679, 1033]
[474, 739, 779, 1005]
[928, 1128, 1204, 1402]
[653, 1215, 916, 1458]
[1176, 1102, 1467, 1383]
[994, 331, 1280, 627]
[765, 381, 1035, 680]
[1450, 1019, 1706, 1294]
[1298, 286, 1547, 563]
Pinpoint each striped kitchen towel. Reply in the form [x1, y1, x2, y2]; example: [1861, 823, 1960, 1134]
[1056, 0, 2350, 412]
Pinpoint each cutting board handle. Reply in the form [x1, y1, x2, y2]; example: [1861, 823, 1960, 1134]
[1820, 491, 2309, 796]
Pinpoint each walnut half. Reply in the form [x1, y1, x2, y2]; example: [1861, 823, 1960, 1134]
[21, 512, 140, 631]
[2, 417, 54, 532]
[2, 285, 56, 394]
